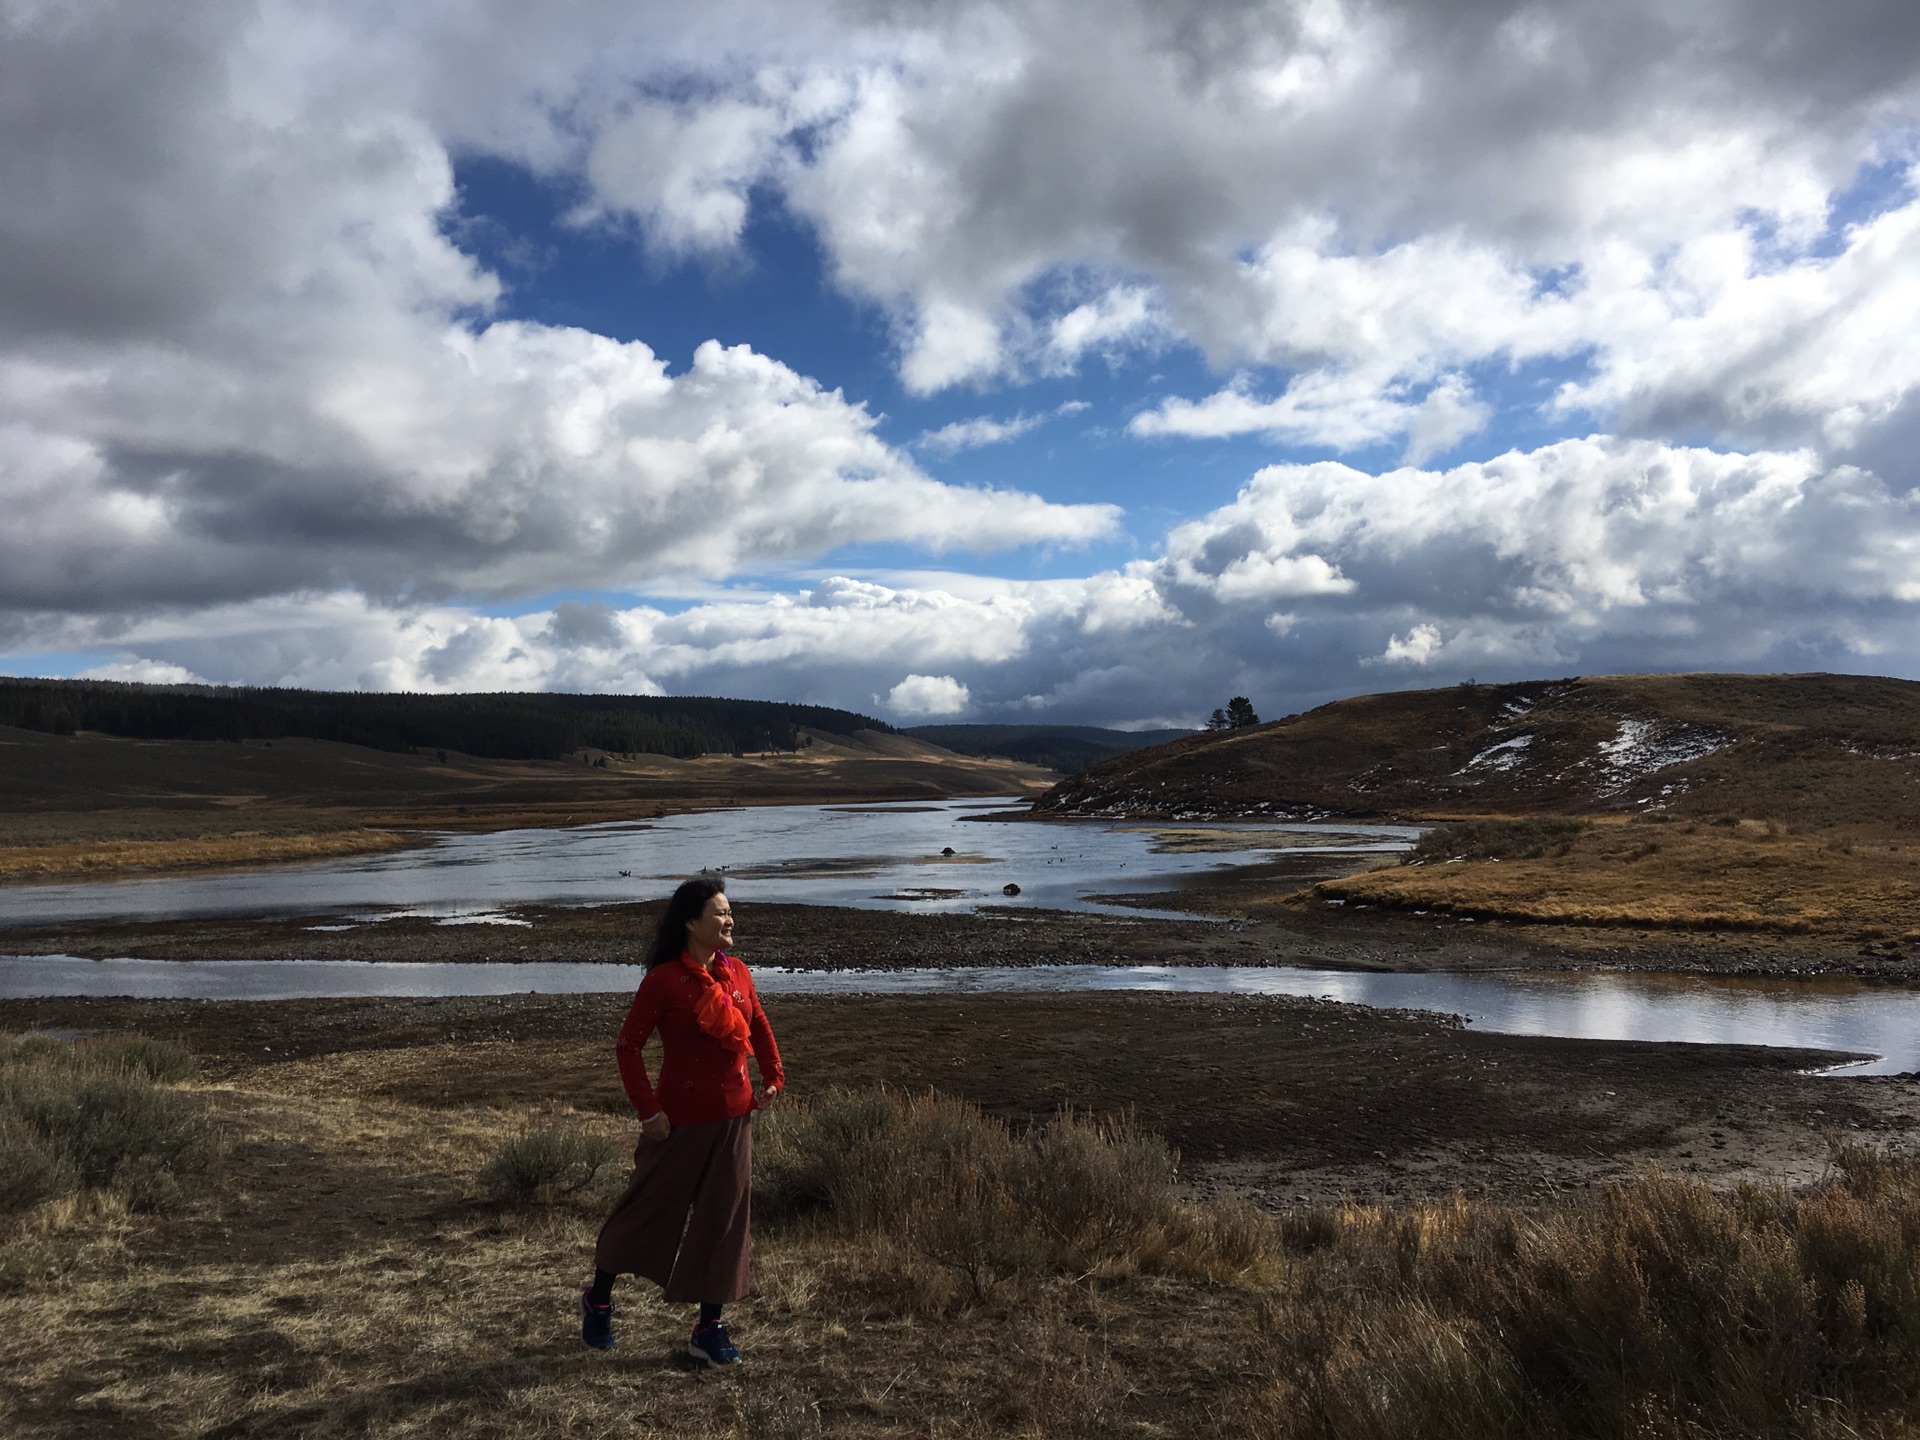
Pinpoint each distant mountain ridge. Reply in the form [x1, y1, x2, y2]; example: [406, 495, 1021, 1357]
[902, 723, 1194, 775]
[0, 677, 891, 763]
[1034, 673, 1920, 825]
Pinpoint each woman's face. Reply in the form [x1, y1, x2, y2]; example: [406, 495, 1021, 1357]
[686, 893, 734, 954]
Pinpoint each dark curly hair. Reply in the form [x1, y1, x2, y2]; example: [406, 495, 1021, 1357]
[645, 876, 727, 969]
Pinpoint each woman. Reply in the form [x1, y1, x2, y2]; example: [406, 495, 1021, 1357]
[580, 877, 783, 1364]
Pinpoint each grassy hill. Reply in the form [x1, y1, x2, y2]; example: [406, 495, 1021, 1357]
[1038, 673, 1920, 944]
[1037, 672, 1920, 826]
[902, 723, 1193, 775]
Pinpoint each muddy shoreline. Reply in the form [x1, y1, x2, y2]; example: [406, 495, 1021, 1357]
[5, 985, 1915, 1211]
[5, 882, 1912, 980]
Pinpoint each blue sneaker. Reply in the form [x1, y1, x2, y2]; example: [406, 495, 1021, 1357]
[580, 1290, 615, 1350]
[687, 1319, 742, 1366]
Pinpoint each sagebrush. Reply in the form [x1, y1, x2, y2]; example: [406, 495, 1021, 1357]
[754, 1088, 1274, 1292]
[477, 1121, 624, 1208]
[0, 1033, 214, 1215]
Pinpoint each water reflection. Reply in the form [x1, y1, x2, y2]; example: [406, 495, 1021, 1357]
[2, 956, 1914, 1077]
[0, 798, 1415, 927]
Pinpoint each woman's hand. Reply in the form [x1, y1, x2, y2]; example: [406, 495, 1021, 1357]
[753, 1083, 781, 1110]
[639, 1111, 671, 1143]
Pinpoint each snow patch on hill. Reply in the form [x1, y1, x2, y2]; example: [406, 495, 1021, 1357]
[1462, 734, 1533, 773]
[1594, 719, 1727, 794]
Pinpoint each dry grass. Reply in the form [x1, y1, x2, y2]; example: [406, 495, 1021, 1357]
[753, 1089, 1277, 1295]
[1313, 814, 1920, 937]
[1141, 827, 1380, 853]
[0, 1035, 217, 1291]
[1245, 1147, 1920, 1439]
[0, 828, 414, 880]
[1039, 671, 1920, 944]
[11, 1042, 1920, 1437]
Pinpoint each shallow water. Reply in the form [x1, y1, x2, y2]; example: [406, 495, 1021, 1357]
[0, 798, 1415, 927]
[2, 955, 1912, 1077]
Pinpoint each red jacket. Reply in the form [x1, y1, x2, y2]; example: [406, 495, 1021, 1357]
[614, 952, 784, 1127]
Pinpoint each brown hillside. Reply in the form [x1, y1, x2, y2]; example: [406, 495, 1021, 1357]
[0, 724, 1051, 880]
[1034, 673, 1920, 944]
[1036, 672, 1920, 829]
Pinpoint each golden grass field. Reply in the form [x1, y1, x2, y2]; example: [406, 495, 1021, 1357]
[0, 829, 418, 882]
[1310, 815, 1920, 942]
[9, 1022, 1920, 1440]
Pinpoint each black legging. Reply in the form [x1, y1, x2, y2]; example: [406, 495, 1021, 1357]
[589, 1269, 721, 1326]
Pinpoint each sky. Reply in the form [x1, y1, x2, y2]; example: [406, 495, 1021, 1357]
[6, 1, 1920, 728]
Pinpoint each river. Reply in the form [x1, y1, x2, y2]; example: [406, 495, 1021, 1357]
[0, 798, 1415, 927]
[3, 798, 1915, 1078]
[0, 956, 1912, 1076]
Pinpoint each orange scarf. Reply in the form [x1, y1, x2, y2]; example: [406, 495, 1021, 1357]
[680, 952, 753, 1054]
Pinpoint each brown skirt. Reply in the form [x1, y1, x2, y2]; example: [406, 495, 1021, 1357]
[593, 1113, 754, 1304]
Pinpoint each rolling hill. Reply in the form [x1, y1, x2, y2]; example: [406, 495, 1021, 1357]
[0, 677, 891, 761]
[0, 717, 1050, 882]
[901, 723, 1193, 775]
[1035, 672, 1920, 829]
[1036, 673, 1920, 944]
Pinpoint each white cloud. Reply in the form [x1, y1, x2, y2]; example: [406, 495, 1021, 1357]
[0, 323, 1119, 612]
[1377, 624, 1442, 666]
[1552, 193, 1920, 447]
[524, 0, 1920, 446]
[1131, 370, 1455, 452]
[581, 96, 788, 255]
[19, 0, 1906, 453]
[1404, 375, 1495, 465]
[899, 299, 1006, 395]
[28, 434, 1920, 725]
[915, 400, 1089, 456]
[883, 673, 972, 717]
[915, 412, 1046, 456]
[77, 659, 208, 686]
[10, 2, 1920, 725]
[0, 5, 1123, 618]
[1046, 287, 1159, 371]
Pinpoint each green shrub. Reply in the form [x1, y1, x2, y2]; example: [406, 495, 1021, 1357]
[753, 1089, 1265, 1292]
[477, 1124, 623, 1207]
[0, 1034, 215, 1213]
